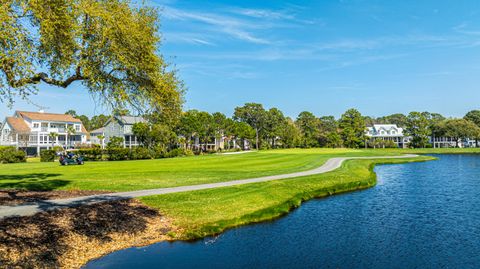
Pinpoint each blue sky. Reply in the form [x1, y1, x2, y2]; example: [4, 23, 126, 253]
[3, 0, 480, 119]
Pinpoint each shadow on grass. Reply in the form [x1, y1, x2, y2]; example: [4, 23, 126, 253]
[0, 199, 166, 268]
[0, 173, 68, 191]
[0, 173, 70, 205]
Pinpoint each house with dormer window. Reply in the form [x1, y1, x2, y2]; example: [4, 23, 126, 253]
[0, 110, 88, 155]
[366, 124, 410, 148]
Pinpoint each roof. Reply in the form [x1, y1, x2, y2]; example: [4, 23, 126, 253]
[81, 125, 88, 134]
[373, 124, 399, 130]
[366, 124, 404, 137]
[90, 127, 105, 134]
[116, 116, 146, 125]
[6, 117, 31, 133]
[16, 111, 82, 123]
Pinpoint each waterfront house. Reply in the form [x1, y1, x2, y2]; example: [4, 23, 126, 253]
[0, 110, 88, 155]
[366, 124, 410, 148]
[431, 137, 477, 148]
[102, 115, 146, 148]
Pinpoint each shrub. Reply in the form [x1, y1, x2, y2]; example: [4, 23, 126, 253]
[129, 147, 152, 160]
[0, 147, 26, 163]
[52, 146, 64, 152]
[76, 143, 100, 149]
[40, 149, 57, 162]
[77, 148, 103, 161]
[107, 148, 130, 161]
[107, 137, 124, 149]
[164, 148, 194, 158]
[152, 145, 167, 159]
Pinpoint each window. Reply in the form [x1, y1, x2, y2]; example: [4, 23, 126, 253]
[75, 125, 81, 132]
[33, 123, 39, 128]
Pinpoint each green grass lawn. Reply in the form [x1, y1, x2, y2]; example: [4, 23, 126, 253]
[0, 148, 478, 192]
[1, 147, 477, 241]
[140, 156, 435, 238]
[0, 148, 406, 192]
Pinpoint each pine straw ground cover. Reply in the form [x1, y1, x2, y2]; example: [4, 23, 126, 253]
[0, 199, 177, 269]
[0, 190, 111, 206]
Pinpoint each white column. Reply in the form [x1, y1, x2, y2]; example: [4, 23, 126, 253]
[15, 133, 19, 150]
[37, 132, 40, 156]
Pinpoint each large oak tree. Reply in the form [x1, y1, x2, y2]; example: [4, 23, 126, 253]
[1, 0, 183, 120]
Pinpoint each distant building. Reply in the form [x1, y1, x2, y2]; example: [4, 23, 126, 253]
[102, 116, 146, 148]
[89, 127, 105, 148]
[0, 111, 88, 155]
[366, 124, 410, 148]
[431, 137, 477, 148]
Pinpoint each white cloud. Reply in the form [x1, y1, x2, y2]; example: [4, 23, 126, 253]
[160, 6, 271, 44]
[164, 32, 215, 45]
[228, 7, 295, 20]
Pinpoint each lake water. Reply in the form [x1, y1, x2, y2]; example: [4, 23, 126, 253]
[85, 154, 480, 269]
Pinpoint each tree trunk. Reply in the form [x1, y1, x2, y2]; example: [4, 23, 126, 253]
[255, 128, 259, 150]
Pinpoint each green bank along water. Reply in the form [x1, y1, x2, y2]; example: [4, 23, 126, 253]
[86, 154, 480, 269]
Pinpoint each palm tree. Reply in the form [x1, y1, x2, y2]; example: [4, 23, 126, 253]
[66, 126, 76, 148]
[49, 132, 58, 148]
[97, 135, 105, 149]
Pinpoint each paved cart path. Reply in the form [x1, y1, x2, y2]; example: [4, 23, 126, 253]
[0, 154, 418, 219]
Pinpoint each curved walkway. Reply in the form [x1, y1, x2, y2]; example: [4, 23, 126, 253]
[0, 154, 418, 219]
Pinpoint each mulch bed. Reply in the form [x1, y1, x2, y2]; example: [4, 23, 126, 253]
[0, 199, 176, 268]
[0, 190, 112, 206]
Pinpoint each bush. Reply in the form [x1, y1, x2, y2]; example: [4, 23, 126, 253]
[52, 146, 64, 152]
[40, 149, 57, 162]
[0, 147, 26, 163]
[152, 145, 167, 159]
[129, 147, 152, 160]
[164, 148, 194, 158]
[107, 148, 130, 161]
[77, 148, 103, 161]
[107, 137, 124, 149]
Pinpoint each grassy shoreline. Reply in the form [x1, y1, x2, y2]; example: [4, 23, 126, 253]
[140, 155, 435, 239]
[0, 149, 472, 268]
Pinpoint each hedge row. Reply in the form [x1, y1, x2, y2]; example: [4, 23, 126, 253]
[0, 147, 26, 163]
[40, 147, 194, 162]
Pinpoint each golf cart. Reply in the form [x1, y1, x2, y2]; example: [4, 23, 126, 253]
[59, 150, 84, 165]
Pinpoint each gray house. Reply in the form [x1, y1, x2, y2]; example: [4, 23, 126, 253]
[99, 116, 146, 148]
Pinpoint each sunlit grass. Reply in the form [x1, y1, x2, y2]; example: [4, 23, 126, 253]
[141, 155, 435, 238]
[0, 148, 476, 192]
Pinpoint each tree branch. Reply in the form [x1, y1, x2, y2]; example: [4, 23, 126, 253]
[6, 72, 86, 88]
[3, 60, 86, 88]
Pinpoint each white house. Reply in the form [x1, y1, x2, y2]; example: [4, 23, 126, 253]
[366, 124, 410, 148]
[0, 110, 88, 155]
[102, 116, 146, 148]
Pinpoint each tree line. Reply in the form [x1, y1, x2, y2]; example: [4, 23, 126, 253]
[67, 104, 480, 151]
